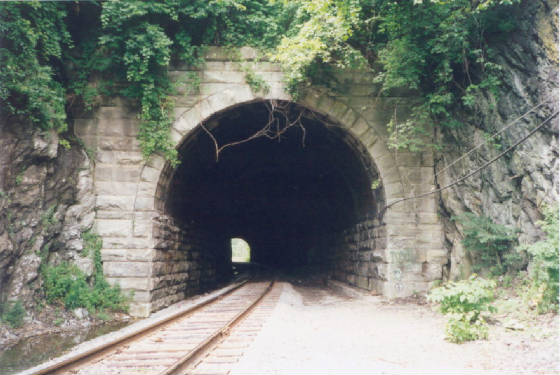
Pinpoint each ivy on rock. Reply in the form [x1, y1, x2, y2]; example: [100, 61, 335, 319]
[97, 0, 298, 164]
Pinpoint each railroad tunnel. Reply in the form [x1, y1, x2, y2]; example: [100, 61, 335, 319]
[153, 100, 387, 300]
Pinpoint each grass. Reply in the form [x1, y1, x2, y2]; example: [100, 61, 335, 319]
[491, 273, 558, 336]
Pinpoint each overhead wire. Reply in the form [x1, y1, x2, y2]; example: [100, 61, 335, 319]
[434, 99, 552, 178]
[382, 109, 558, 213]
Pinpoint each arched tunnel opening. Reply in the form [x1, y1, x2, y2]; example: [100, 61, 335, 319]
[154, 100, 386, 301]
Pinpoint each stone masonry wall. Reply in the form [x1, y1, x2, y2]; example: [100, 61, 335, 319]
[151, 215, 230, 312]
[299, 90, 447, 298]
[331, 217, 386, 292]
[74, 46, 449, 316]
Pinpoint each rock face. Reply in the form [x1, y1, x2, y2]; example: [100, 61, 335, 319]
[436, 0, 559, 278]
[0, 120, 95, 308]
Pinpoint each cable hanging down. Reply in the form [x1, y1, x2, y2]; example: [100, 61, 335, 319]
[383, 110, 558, 212]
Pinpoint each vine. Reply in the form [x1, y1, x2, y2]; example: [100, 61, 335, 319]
[0, 2, 70, 132]
[0, 0, 522, 159]
[273, 0, 522, 150]
[272, 0, 366, 100]
[95, 0, 297, 164]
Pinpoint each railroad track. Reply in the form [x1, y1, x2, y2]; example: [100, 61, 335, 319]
[31, 281, 274, 375]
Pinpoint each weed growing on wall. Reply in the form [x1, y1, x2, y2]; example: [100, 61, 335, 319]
[242, 67, 270, 95]
[40, 205, 58, 231]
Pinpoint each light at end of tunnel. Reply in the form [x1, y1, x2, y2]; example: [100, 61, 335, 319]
[231, 238, 251, 263]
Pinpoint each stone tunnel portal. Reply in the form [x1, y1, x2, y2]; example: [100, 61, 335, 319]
[153, 100, 386, 304]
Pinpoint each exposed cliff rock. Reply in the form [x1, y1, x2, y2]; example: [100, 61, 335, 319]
[436, 0, 559, 278]
[0, 120, 95, 309]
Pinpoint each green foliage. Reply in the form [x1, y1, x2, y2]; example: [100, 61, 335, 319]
[354, 0, 519, 150]
[517, 206, 559, 313]
[386, 106, 436, 152]
[243, 67, 271, 95]
[65, 39, 103, 113]
[1, 1, 297, 164]
[40, 204, 58, 230]
[454, 212, 520, 276]
[99, 5, 176, 163]
[90, 231, 105, 282]
[0, 2, 70, 132]
[429, 275, 497, 315]
[59, 138, 72, 150]
[445, 313, 489, 343]
[63, 3, 106, 112]
[274, 0, 520, 149]
[43, 262, 128, 313]
[428, 275, 496, 343]
[95, 311, 110, 321]
[14, 169, 24, 186]
[0, 300, 26, 328]
[2, 0, 521, 158]
[81, 229, 102, 258]
[97, 0, 297, 164]
[482, 131, 503, 151]
[43, 230, 128, 313]
[273, 0, 365, 99]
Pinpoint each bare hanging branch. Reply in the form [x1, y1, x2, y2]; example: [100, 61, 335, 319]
[200, 100, 308, 161]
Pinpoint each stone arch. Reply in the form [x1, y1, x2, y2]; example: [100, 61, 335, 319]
[88, 61, 446, 317]
[152, 87, 406, 213]
[141, 86, 414, 305]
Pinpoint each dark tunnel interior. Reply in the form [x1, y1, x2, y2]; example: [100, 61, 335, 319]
[165, 100, 380, 271]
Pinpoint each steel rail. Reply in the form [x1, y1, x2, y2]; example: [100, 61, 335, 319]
[161, 280, 274, 375]
[31, 279, 250, 375]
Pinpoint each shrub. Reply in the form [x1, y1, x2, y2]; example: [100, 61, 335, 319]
[429, 275, 497, 315]
[454, 213, 520, 276]
[428, 275, 496, 343]
[43, 262, 90, 309]
[43, 262, 128, 313]
[445, 313, 489, 344]
[517, 206, 559, 313]
[1, 300, 26, 328]
[43, 230, 129, 314]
